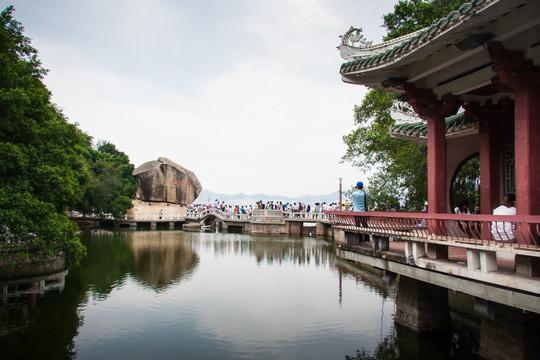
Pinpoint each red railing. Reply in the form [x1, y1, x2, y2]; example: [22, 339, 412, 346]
[325, 211, 540, 249]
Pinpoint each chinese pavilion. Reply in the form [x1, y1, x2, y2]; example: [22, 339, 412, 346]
[338, 0, 539, 221]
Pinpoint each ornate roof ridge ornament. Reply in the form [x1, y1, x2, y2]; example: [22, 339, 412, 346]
[390, 100, 421, 125]
[338, 27, 371, 60]
[338, 26, 422, 61]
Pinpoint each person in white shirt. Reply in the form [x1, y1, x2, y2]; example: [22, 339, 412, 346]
[454, 200, 472, 236]
[491, 194, 516, 242]
[454, 201, 470, 215]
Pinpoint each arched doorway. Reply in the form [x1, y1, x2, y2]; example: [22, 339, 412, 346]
[450, 154, 480, 214]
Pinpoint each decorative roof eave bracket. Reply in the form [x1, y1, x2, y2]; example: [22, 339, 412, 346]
[463, 97, 512, 122]
[404, 83, 462, 121]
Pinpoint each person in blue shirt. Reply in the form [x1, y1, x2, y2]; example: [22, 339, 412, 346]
[351, 182, 369, 242]
[351, 182, 367, 211]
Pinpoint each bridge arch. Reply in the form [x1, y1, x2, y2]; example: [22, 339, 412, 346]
[200, 214, 223, 232]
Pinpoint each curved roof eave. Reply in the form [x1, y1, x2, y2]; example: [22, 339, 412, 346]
[339, 0, 502, 83]
[389, 113, 478, 142]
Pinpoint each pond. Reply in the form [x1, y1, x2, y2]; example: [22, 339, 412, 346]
[0, 230, 480, 359]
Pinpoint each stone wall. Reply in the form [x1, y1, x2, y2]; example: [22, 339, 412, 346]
[479, 302, 540, 360]
[250, 223, 286, 235]
[395, 276, 450, 333]
[0, 256, 65, 280]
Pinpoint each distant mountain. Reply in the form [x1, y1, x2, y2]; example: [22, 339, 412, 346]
[195, 189, 341, 206]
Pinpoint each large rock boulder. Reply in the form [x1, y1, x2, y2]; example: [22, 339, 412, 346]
[133, 157, 202, 205]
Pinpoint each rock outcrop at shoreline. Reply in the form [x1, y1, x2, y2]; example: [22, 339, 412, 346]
[133, 157, 202, 206]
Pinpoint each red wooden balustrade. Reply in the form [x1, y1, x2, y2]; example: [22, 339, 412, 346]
[325, 211, 540, 250]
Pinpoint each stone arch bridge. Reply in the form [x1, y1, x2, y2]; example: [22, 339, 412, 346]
[184, 209, 333, 238]
[72, 209, 333, 238]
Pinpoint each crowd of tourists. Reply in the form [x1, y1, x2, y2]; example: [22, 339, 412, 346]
[185, 199, 343, 217]
[185, 179, 518, 243]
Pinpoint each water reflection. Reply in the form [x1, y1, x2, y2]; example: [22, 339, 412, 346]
[337, 261, 393, 301]
[77, 229, 134, 298]
[127, 231, 199, 291]
[1, 270, 68, 299]
[0, 270, 80, 359]
[345, 322, 480, 360]
[196, 233, 335, 267]
[1, 230, 535, 360]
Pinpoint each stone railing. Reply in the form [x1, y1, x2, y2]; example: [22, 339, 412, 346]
[185, 208, 250, 220]
[122, 214, 185, 221]
[185, 208, 329, 222]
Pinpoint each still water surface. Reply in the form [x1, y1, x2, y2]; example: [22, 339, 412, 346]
[1, 230, 479, 359]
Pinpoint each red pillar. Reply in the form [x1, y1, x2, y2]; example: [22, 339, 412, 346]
[427, 115, 447, 214]
[514, 88, 540, 268]
[404, 84, 461, 215]
[404, 84, 461, 259]
[488, 41, 540, 249]
[479, 117, 503, 240]
[464, 100, 510, 239]
[514, 84, 540, 216]
[488, 41, 540, 217]
[479, 118, 498, 215]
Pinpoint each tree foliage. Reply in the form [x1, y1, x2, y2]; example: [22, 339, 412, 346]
[0, 6, 90, 266]
[342, 90, 427, 210]
[383, 0, 469, 40]
[0, 6, 136, 267]
[76, 141, 136, 218]
[342, 0, 469, 211]
[451, 156, 480, 210]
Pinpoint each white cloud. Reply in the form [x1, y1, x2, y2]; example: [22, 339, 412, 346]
[8, 0, 397, 197]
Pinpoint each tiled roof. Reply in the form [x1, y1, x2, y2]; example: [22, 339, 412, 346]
[390, 113, 476, 139]
[340, 0, 495, 75]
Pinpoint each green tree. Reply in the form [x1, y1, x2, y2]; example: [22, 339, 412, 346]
[77, 141, 136, 218]
[383, 0, 468, 40]
[342, 90, 427, 210]
[0, 6, 89, 266]
[342, 0, 468, 210]
[451, 156, 480, 211]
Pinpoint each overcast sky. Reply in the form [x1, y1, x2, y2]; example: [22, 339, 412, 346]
[5, 0, 397, 197]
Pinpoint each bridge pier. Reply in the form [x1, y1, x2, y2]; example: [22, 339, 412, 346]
[516, 255, 540, 278]
[315, 222, 330, 238]
[344, 232, 362, 246]
[225, 224, 245, 234]
[395, 276, 451, 333]
[372, 235, 389, 251]
[478, 301, 540, 360]
[467, 249, 497, 273]
[404, 241, 426, 263]
[427, 243, 448, 260]
[287, 222, 302, 236]
[342, 230, 370, 245]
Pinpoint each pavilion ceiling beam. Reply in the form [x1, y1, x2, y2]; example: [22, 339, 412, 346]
[434, 65, 494, 98]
